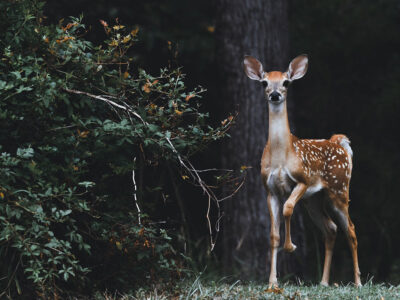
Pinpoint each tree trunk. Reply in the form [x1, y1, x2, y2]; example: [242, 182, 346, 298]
[216, 0, 305, 279]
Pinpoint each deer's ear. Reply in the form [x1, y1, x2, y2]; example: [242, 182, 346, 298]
[287, 54, 308, 80]
[243, 55, 264, 81]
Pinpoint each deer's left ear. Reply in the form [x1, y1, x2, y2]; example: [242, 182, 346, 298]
[287, 54, 308, 80]
[243, 55, 264, 81]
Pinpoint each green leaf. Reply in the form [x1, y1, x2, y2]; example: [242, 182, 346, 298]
[16, 147, 34, 159]
[78, 181, 95, 188]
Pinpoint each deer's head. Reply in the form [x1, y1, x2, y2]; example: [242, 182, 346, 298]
[243, 55, 308, 104]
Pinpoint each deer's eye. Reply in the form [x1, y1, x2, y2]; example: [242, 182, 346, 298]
[261, 81, 268, 88]
[283, 80, 290, 88]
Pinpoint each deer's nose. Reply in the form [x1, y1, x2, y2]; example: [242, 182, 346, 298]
[269, 91, 281, 102]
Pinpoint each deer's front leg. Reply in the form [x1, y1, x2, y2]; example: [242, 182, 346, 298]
[283, 183, 307, 252]
[267, 193, 280, 287]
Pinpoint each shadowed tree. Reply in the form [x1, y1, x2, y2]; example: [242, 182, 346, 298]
[216, 0, 306, 279]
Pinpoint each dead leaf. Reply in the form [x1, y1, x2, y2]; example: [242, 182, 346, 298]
[142, 83, 151, 93]
[108, 39, 118, 47]
[115, 241, 122, 250]
[131, 27, 139, 37]
[122, 35, 131, 43]
[265, 286, 284, 294]
[185, 94, 195, 101]
[99, 19, 108, 27]
[78, 129, 89, 138]
[56, 36, 75, 44]
[206, 26, 215, 33]
[113, 25, 125, 30]
[62, 23, 76, 32]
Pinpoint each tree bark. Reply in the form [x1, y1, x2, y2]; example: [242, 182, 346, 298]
[216, 0, 305, 279]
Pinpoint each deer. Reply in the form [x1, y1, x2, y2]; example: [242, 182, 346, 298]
[243, 54, 361, 287]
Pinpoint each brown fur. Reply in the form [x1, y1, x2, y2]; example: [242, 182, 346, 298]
[266, 71, 285, 81]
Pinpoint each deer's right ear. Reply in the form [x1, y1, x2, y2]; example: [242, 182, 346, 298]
[287, 54, 308, 80]
[243, 55, 264, 81]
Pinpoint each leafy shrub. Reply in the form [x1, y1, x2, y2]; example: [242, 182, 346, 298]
[0, 0, 231, 297]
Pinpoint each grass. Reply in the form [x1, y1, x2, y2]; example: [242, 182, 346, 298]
[93, 278, 400, 300]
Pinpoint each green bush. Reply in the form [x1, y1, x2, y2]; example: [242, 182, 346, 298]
[0, 0, 231, 297]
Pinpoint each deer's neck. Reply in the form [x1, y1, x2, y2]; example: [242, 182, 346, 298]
[267, 101, 293, 165]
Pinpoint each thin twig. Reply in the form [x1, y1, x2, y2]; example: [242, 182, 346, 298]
[0, 256, 21, 298]
[188, 168, 233, 173]
[132, 157, 141, 225]
[47, 124, 77, 131]
[165, 137, 231, 251]
[217, 179, 245, 202]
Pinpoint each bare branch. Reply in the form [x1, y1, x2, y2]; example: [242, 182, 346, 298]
[132, 157, 141, 225]
[63, 88, 147, 125]
[217, 179, 245, 202]
[187, 168, 233, 173]
[164, 137, 242, 251]
[47, 124, 77, 131]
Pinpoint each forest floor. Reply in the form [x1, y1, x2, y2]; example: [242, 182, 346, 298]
[95, 279, 400, 300]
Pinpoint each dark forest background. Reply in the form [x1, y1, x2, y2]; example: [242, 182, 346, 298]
[44, 0, 399, 283]
[1, 0, 399, 297]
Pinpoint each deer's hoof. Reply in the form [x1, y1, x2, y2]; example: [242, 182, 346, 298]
[320, 281, 329, 287]
[283, 242, 297, 252]
[268, 281, 278, 288]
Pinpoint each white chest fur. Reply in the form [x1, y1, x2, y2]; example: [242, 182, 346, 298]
[266, 167, 296, 196]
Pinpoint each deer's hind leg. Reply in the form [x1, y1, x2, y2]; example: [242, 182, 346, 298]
[304, 197, 337, 286]
[330, 197, 362, 287]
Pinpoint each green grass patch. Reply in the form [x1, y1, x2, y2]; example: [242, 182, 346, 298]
[93, 278, 399, 299]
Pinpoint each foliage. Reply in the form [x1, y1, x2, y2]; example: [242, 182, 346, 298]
[0, 0, 231, 297]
